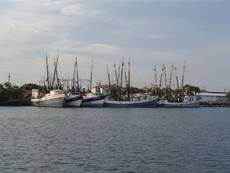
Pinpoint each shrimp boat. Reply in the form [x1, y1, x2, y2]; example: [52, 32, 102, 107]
[31, 55, 65, 107]
[81, 93, 105, 107]
[104, 60, 158, 108]
[31, 89, 65, 107]
[104, 96, 158, 108]
[64, 57, 83, 107]
[158, 96, 200, 108]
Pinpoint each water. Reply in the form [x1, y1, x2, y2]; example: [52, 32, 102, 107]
[0, 107, 230, 173]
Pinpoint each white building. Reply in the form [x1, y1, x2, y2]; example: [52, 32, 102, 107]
[197, 92, 227, 103]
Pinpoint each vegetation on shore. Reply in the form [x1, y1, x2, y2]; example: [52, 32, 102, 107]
[0, 83, 39, 106]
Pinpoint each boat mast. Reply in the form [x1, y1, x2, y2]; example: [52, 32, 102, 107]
[124, 66, 127, 86]
[164, 64, 168, 88]
[117, 64, 121, 87]
[72, 57, 80, 92]
[45, 54, 50, 91]
[51, 58, 56, 89]
[175, 66, 180, 90]
[76, 58, 80, 91]
[181, 61, 186, 89]
[106, 65, 111, 87]
[89, 60, 93, 92]
[154, 65, 158, 86]
[72, 58, 76, 91]
[120, 60, 124, 88]
[54, 55, 60, 89]
[113, 64, 119, 87]
[169, 63, 174, 89]
[127, 59, 131, 101]
[159, 65, 163, 89]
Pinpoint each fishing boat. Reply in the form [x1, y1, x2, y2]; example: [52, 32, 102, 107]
[31, 55, 65, 107]
[31, 89, 65, 107]
[64, 57, 83, 107]
[158, 96, 200, 108]
[104, 96, 158, 108]
[104, 60, 158, 108]
[81, 93, 105, 107]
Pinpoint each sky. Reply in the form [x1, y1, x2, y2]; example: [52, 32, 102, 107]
[0, 0, 229, 91]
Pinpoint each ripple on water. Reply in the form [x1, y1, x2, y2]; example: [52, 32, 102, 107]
[0, 107, 230, 172]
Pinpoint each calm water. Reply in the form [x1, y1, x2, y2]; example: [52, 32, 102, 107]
[0, 107, 230, 173]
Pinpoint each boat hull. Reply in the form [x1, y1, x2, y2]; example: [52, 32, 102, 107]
[64, 95, 82, 107]
[31, 97, 64, 107]
[159, 101, 200, 108]
[81, 95, 105, 107]
[104, 98, 157, 108]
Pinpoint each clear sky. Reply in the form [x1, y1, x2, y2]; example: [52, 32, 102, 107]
[0, 0, 229, 91]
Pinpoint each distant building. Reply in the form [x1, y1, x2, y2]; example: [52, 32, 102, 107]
[197, 92, 227, 104]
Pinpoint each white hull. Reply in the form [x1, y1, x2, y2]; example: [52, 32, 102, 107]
[31, 90, 65, 107]
[31, 96, 64, 107]
[159, 101, 200, 108]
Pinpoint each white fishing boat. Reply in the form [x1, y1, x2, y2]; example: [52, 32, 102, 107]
[31, 89, 65, 107]
[159, 96, 200, 108]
